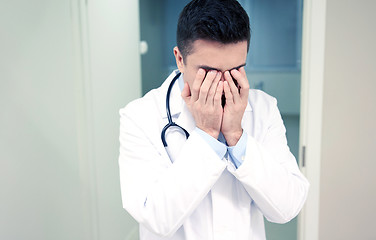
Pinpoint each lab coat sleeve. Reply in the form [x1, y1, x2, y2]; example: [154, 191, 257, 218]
[118, 104, 227, 237]
[229, 98, 309, 223]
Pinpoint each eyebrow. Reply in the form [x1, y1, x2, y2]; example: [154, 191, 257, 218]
[198, 63, 247, 72]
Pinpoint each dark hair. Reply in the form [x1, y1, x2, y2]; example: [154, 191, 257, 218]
[177, 0, 251, 60]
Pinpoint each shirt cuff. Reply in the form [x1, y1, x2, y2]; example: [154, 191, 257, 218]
[228, 131, 248, 168]
[195, 128, 227, 159]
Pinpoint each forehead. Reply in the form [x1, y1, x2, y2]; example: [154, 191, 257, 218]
[185, 39, 248, 72]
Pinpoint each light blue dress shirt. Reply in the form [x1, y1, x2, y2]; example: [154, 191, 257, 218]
[195, 128, 247, 168]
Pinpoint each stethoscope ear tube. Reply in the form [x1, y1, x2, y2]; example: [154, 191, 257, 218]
[161, 71, 190, 147]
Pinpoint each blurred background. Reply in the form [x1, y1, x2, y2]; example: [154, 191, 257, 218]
[1, 0, 375, 239]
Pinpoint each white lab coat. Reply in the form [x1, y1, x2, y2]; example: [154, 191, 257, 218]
[119, 70, 309, 240]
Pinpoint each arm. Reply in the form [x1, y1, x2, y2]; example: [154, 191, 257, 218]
[221, 67, 309, 223]
[229, 98, 309, 223]
[119, 105, 226, 237]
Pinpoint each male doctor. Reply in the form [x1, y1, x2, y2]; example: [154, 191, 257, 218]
[119, 0, 309, 239]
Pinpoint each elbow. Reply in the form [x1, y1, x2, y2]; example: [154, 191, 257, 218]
[266, 179, 310, 224]
[150, 226, 179, 238]
[265, 209, 298, 224]
[139, 209, 182, 238]
[138, 217, 181, 238]
[123, 201, 181, 238]
[264, 205, 298, 224]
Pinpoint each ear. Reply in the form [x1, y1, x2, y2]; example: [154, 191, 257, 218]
[173, 46, 185, 74]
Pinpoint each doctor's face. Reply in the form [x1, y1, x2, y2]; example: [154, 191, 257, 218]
[173, 39, 248, 88]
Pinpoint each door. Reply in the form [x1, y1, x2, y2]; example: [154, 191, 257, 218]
[244, 1, 303, 239]
[0, 0, 141, 239]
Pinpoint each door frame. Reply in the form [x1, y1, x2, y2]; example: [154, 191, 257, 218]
[298, 0, 327, 239]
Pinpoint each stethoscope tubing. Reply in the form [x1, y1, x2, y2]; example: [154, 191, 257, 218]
[161, 72, 190, 147]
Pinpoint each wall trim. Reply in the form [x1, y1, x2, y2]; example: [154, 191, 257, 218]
[298, 0, 327, 239]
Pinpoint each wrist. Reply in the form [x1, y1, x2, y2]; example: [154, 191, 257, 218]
[198, 127, 220, 139]
[223, 129, 243, 146]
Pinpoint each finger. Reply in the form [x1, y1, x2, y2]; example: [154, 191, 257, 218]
[214, 80, 224, 108]
[239, 66, 247, 75]
[181, 82, 191, 103]
[230, 67, 250, 102]
[223, 80, 234, 106]
[198, 70, 217, 104]
[230, 67, 248, 88]
[224, 71, 241, 103]
[207, 71, 222, 105]
[191, 68, 206, 102]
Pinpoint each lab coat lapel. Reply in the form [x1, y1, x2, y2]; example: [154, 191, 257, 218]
[241, 102, 253, 136]
[175, 104, 196, 134]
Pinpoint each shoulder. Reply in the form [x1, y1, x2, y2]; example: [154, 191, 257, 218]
[119, 88, 162, 122]
[119, 70, 179, 121]
[244, 89, 284, 142]
[248, 89, 278, 113]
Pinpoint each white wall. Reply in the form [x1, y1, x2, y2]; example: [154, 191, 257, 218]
[87, 0, 141, 239]
[300, 0, 376, 238]
[0, 0, 140, 239]
[319, 0, 376, 239]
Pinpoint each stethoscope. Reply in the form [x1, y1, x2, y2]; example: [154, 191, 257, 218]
[161, 72, 190, 147]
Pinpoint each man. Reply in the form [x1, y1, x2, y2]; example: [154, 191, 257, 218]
[119, 0, 309, 239]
